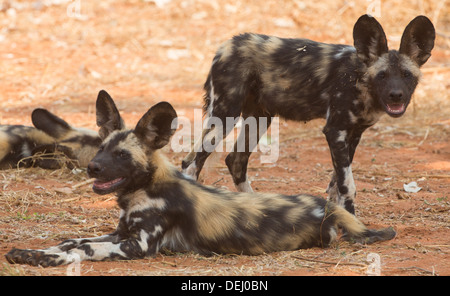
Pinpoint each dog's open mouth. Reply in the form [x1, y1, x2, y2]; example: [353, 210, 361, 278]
[385, 103, 406, 117]
[93, 177, 125, 194]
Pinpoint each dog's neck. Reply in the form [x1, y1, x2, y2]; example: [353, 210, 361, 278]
[115, 150, 177, 210]
[147, 150, 176, 184]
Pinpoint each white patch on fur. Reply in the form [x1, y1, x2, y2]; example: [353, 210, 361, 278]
[325, 107, 330, 121]
[126, 190, 167, 223]
[151, 225, 163, 237]
[337, 130, 347, 143]
[73, 127, 98, 138]
[236, 175, 253, 193]
[320, 92, 330, 101]
[399, 54, 421, 78]
[148, 197, 167, 210]
[119, 209, 126, 221]
[21, 142, 31, 158]
[328, 227, 338, 242]
[342, 165, 356, 198]
[131, 217, 143, 224]
[207, 76, 218, 118]
[138, 229, 150, 251]
[311, 208, 324, 219]
[263, 36, 283, 54]
[348, 111, 357, 124]
[334, 46, 356, 59]
[159, 226, 191, 252]
[182, 161, 197, 179]
[70, 241, 126, 262]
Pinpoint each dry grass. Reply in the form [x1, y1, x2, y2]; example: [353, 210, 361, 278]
[0, 166, 118, 244]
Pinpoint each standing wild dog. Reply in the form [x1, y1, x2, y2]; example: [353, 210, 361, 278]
[0, 108, 101, 169]
[5, 90, 395, 267]
[181, 15, 435, 214]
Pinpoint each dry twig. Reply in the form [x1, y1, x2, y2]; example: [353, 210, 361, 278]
[291, 255, 366, 267]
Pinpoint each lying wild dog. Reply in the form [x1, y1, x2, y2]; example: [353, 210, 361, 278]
[5, 90, 395, 267]
[181, 15, 435, 214]
[0, 108, 101, 169]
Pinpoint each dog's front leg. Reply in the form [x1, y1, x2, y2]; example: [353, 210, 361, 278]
[48, 210, 132, 252]
[323, 126, 356, 214]
[325, 126, 365, 209]
[5, 229, 161, 267]
[56, 233, 121, 251]
[5, 232, 121, 267]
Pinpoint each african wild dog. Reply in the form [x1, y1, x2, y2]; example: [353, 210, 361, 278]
[181, 14, 435, 214]
[5, 90, 395, 267]
[0, 108, 101, 169]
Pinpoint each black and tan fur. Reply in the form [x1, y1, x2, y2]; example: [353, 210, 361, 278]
[5, 90, 395, 267]
[181, 15, 435, 215]
[0, 108, 101, 169]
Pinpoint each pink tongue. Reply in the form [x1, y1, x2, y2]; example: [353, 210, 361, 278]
[94, 178, 124, 189]
[387, 104, 405, 113]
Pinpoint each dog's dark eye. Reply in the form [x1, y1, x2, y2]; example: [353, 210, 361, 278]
[98, 146, 104, 152]
[403, 70, 412, 78]
[118, 150, 130, 159]
[376, 71, 386, 80]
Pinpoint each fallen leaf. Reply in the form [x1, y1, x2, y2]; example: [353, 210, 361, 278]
[403, 182, 422, 193]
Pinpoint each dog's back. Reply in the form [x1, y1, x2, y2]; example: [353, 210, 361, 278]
[205, 33, 357, 122]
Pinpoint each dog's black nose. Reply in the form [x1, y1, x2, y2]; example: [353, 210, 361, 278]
[389, 90, 403, 102]
[87, 161, 103, 177]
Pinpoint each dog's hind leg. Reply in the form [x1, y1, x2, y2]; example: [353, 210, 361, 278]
[182, 74, 244, 180]
[225, 100, 272, 192]
[182, 124, 231, 180]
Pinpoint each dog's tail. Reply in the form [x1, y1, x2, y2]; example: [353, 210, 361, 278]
[330, 205, 396, 244]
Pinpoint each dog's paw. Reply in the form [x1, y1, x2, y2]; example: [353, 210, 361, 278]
[5, 248, 63, 267]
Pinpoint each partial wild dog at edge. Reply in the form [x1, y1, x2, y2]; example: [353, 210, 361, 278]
[0, 108, 101, 169]
[5, 90, 395, 267]
[181, 15, 435, 215]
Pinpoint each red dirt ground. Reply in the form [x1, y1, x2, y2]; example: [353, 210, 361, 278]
[0, 0, 449, 276]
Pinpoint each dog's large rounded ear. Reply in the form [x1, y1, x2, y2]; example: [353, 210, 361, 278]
[96, 90, 125, 140]
[134, 101, 178, 150]
[399, 16, 435, 67]
[353, 14, 388, 65]
[32, 108, 72, 139]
